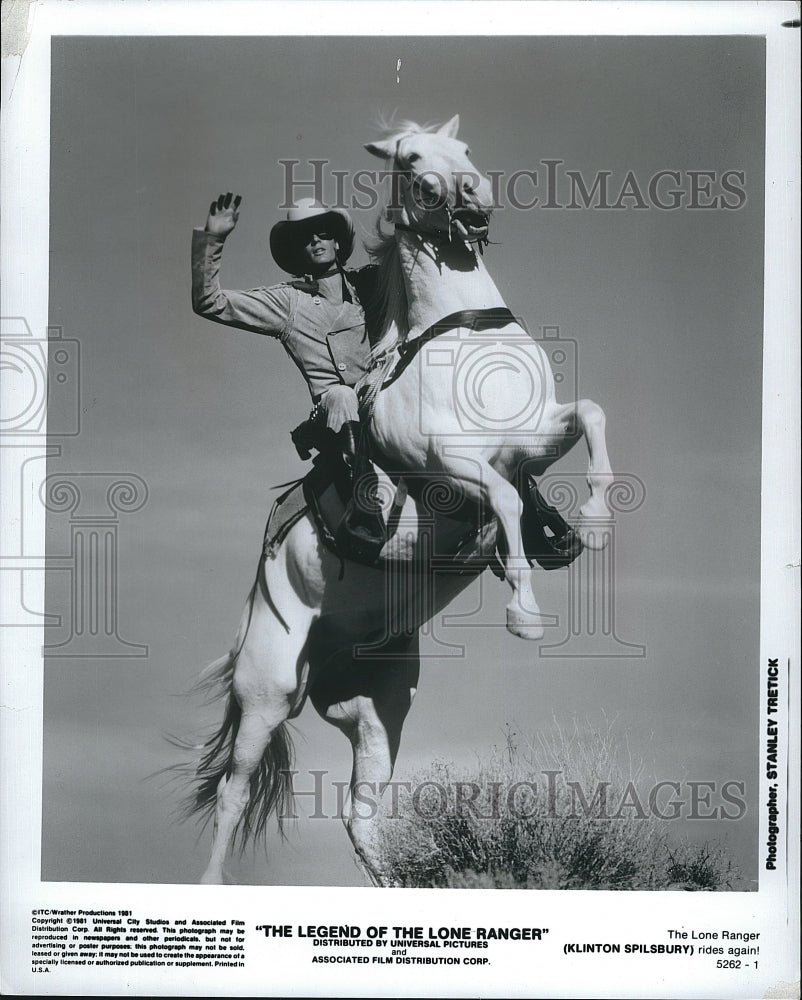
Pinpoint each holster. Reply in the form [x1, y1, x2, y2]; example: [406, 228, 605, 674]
[291, 406, 334, 461]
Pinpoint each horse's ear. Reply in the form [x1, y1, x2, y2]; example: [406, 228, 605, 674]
[364, 139, 397, 160]
[436, 115, 460, 138]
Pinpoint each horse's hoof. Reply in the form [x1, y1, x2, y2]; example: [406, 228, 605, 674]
[575, 524, 608, 551]
[576, 506, 612, 550]
[506, 608, 545, 640]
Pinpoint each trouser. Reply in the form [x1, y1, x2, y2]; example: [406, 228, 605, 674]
[293, 385, 385, 561]
[318, 386, 373, 494]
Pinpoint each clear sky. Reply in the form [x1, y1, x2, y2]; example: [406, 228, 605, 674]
[42, 34, 765, 886]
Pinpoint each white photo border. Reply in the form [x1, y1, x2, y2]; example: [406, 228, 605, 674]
[1, 2, 799, 997]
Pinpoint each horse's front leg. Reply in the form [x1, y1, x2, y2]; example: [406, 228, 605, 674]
[542, 399, 614, 550]
[431, 447, 545, 639]
[573, 398, 614, 547]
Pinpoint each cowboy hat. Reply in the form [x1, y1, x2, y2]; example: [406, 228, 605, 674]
[269, 198, 355, 274]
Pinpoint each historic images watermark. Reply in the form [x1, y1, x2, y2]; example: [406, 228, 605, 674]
[276, 769, 748, 823]
[278, 159, 748, 213]
[0, 317, 149, 656]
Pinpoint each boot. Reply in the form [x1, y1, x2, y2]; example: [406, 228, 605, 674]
[336, 421, 386, 564]
[521, 480, 583, 570]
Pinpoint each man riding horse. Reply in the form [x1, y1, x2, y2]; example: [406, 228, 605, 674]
[191, 174, 582, 578]
[187, 119, 611, 884]
[191, 192, 384, 549]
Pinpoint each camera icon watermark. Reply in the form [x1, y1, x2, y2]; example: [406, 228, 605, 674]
[0, 318, 80, 437]
[417, 319, 578, 438]
[1, 317, 148, 657]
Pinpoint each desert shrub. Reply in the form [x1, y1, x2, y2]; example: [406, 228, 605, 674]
[373, 722, 743, 891]
[663, 841, 741, 890]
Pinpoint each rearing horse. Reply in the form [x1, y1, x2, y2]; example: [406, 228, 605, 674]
[362, 114, 613, 638]
[186, 116, 613, 885]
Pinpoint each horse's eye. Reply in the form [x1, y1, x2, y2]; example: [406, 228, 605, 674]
[406, 153, 420, 165]
[464, 147, 471, 157]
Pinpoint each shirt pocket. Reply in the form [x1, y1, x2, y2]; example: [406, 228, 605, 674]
[326, 322, 371, 383]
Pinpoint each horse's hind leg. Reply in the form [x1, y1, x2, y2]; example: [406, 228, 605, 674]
[201, 705, 291, 885]
[312, 635, 420, 885]
[200, 577, 315, 885]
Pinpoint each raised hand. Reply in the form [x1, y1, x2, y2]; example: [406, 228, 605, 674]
[205, 192, 242, 238]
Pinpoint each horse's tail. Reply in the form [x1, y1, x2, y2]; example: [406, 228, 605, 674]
[181, 567, 296, 848]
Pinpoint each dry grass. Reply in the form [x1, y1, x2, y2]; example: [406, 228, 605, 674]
[373, 722, 744, 891]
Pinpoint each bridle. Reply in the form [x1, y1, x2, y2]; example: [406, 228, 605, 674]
[390, 143, 492, 254]
[393, 213, 491, 255]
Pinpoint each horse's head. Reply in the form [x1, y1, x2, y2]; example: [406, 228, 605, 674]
[365, 115, 493, 244]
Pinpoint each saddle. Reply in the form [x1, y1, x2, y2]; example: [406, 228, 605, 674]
[263, 450, 498, 576]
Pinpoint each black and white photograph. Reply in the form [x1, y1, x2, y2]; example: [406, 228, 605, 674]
[1, 2, 799, 997]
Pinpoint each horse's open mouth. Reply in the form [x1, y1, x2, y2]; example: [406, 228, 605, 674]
[451, 208, 490, 241]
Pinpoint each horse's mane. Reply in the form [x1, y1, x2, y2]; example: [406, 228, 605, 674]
[361, 118, 447, 364]
[372, 114, 442, 141]
[364, 217, 407, 363]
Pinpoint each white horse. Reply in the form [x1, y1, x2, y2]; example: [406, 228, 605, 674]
[363, 114, 612, 637]
[186, 115, 613, 885]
